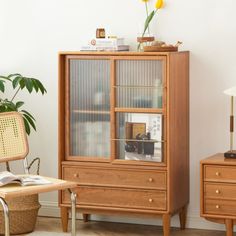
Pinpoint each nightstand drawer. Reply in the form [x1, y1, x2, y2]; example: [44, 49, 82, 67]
[62, 186, 167, 211]
[205, 183, 236, 199]
[204, 199, 236, 216]
[204, 165, 236, 183]
[63, 166, 166, 190]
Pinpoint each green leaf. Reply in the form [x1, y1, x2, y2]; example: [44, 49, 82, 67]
[21, 110, 36, 121]
[23, 113, 36, 131]
[143, 10, 155, 36]
[25, 78, 33, 93]
[0, 76, 11, 81]
[12, 76, 22, 89]
[35, 79, 47, 94]
[32, 79, 39, 92]
[23, 117, 31, 135]
[16, 101, 24, 109]
[19, 79, 25, 89]
[0, 80, 5, 92]
[7, 73, 22, 80]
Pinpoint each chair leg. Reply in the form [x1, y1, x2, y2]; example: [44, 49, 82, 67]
[70, 191, 77, 236]
[0, 198, 10, 236]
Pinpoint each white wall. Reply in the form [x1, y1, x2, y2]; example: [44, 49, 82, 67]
[1, 0, 236, 231]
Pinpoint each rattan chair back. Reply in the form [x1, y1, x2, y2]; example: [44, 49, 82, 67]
[0, 112, 29, 163]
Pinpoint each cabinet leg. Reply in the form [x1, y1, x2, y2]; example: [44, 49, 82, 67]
[179, 205, 187, 230]
[61, 207, 69, 232]
[163, 214, 171, 236]
[225, 219, 233, 236]
[83, 214, 90, 222]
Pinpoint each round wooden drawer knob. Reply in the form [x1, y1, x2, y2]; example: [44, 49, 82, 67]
[215, 189, 220, 194]
[216, 205, 220, 209]
[74, 174, 79, 178]
[149, 178, 153, 182]
[149, 199, 153, 203]
[215, 172, 220, 176]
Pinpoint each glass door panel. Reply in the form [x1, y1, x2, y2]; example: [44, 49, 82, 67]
[115, 113, 163, 162]
[69, 59, 110, 158]
[116, 60, 163, 109]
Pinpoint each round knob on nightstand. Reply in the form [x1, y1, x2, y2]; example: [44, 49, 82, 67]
[216, 205, 220, 209]
[73, 173, 79, 178]
[215, 172, 220, 176]
[149, 178, 153, 182]
[149, 199, 153, 203]
[215, 189, 220, 194]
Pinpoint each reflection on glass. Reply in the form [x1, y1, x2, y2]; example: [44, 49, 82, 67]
[116, 60, 163, 108]
[116, 113, 163, 162]
[69, 59, 110, 158]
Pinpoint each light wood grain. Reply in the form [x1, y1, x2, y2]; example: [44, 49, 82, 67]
[63, 166, 166, 190]
[58, 51, 190, 234]
[204, 165, 236, 183]
[63, 186, 167, 211]
[168, 52, 190, 213]
[163, 214, 171, 236]
[225, 219, 233, 236]
[0, 176, 77, 200]
[61, 207, 69, 232]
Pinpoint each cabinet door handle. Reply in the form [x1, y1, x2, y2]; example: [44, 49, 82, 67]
[215, 172, 220, 176]
[149, 178, 153, 182]
[215, 189, 220, 194]
[74, 173, 79, 178]
[149, 199, 153, 203]
[215, 205, 220, 209]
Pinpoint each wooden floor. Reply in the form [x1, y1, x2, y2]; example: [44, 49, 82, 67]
[34, 217, 228, 236]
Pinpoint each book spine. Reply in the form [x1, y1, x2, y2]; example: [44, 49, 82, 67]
[90, 39, 124, 47]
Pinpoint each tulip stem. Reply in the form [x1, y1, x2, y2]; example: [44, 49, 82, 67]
[145, 2, 150, 35]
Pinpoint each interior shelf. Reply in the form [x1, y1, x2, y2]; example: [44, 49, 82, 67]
[73, 110, 110, 115]
[114, 108, 164, 114]
[114, 85, 163, 89]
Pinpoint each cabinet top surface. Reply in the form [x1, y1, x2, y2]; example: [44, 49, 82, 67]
[59, 51, 189, 56]
[201, 153, 236, 166]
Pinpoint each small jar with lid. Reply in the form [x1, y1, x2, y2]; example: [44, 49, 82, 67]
[96, 28, 105, 38]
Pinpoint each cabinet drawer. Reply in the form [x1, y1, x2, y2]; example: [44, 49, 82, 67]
[204, 199, 236, 216]
[63, 166, 166, 190]
[62, 186, 166, 211]
[205, 183, 236, 200]
[204, 165, 236, 183]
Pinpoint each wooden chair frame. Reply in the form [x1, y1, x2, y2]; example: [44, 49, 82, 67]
[0, 112, 77, 236]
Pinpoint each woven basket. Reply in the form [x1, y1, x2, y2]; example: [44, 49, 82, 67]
[0, 194, 41, 235]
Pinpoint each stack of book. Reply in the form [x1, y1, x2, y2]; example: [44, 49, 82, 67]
[81, 38, 129, 51]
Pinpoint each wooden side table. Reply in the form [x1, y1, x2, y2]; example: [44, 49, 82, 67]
[200, 153, 236, 236]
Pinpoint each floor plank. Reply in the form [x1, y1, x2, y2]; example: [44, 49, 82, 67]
[30, 217, 228, 236]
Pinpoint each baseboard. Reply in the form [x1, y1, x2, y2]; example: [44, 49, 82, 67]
[38, 201, 226, 231]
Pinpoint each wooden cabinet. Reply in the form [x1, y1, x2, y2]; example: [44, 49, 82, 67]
[201, 153, 236, 236]
[59, 51, 189, 236]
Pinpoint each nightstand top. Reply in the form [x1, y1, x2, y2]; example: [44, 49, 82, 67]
[201, 153, 236, 166]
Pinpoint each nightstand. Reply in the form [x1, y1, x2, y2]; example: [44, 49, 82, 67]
[201, 153, 236, 236]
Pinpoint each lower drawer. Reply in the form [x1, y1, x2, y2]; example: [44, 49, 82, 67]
[204, 199, 236, 216]
[62, 187, 167, 211]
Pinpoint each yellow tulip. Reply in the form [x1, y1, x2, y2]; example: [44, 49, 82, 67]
[155, 0, 164, 9]
[142, 0, 149, 2]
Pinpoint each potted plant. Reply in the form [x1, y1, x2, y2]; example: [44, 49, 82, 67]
[0, 73, 47, 134]
[0, 73, 47, 235]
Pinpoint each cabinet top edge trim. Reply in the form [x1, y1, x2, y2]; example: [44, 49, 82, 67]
[59, 51, 189, 56]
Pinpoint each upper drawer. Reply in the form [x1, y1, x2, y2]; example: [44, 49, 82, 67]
[204, 165, 236, 183]
[63, 166, 166, 190]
